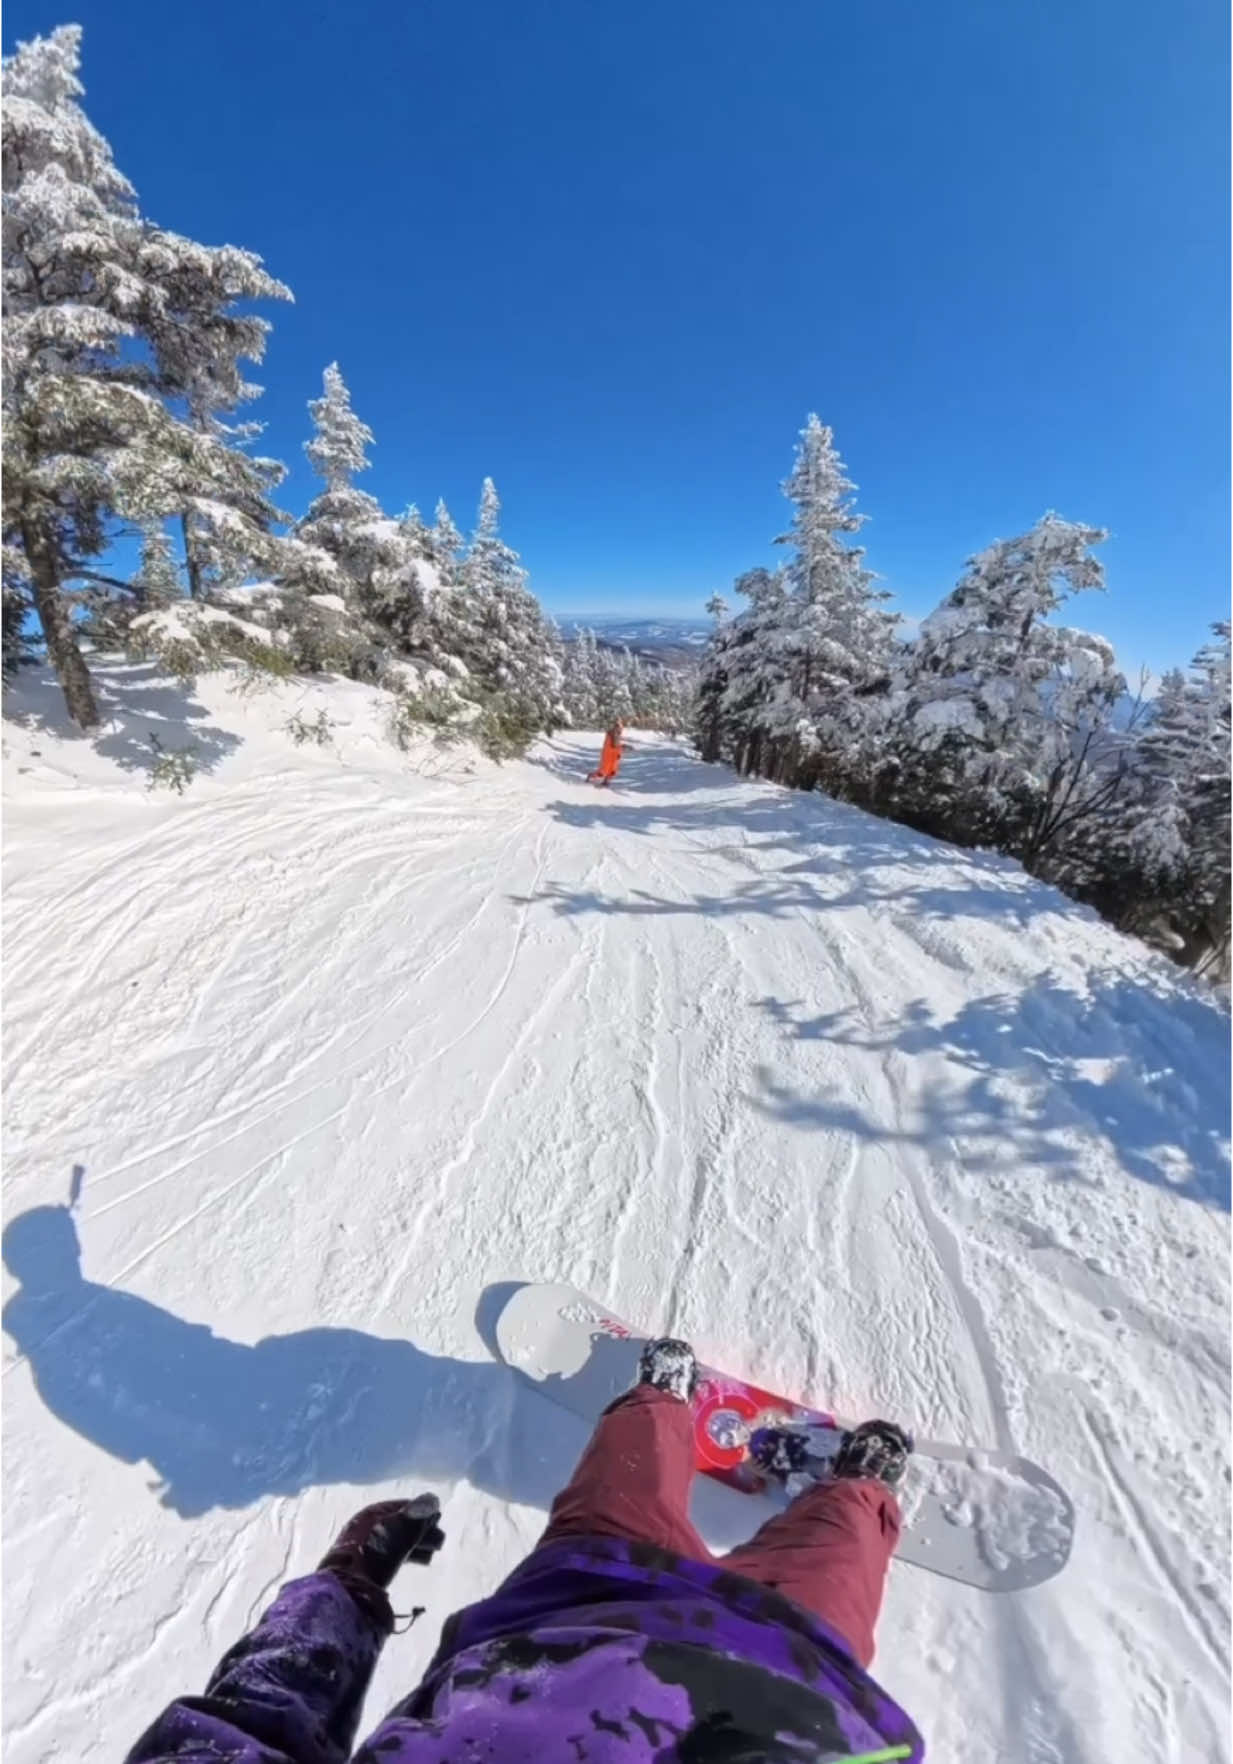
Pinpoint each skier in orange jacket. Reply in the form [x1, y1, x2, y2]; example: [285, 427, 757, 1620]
[587, 721, 627, 786]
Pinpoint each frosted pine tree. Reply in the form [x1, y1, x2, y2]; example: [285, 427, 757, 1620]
[562, 626, 602, 725]
[717, 566, 793, 777]
[2, 25, 295, 725]
[637, 658, 696, 735]
[696, 419, 892, 786]
[133, 522, 180, 609]
[696, 594, 734, 762]
[1116, 624, 1231, 968]
[666, 664, 700, 734]
[305, 362, 372, 490]
[289, 364, 401, 610]
[563, 631, 690, 733]
[579, 626, 604, 723]
[1110, 667, 1193, 892]
[429, 499, 464, 574]
[459, 478, 563, 733]
[900, 513, 1108, 747]
[770, 415, 895, 779]
[886, 514, 1118, 853]
[465, 478, 520, 601]
[1182, 623, 1232, 967]
[364, 502, 441, 653]
[1, 577, 37, 675]
[269, 366, 400, 672]
[3, 25, 151, 724]
[136, 231, 292, 596]
[592, 643, 634, 721]
[369, 550, 444, 660]
[399, 504, 432, 557]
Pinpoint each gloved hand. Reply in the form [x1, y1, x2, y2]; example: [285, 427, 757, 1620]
[319, 1495, 445, 1627]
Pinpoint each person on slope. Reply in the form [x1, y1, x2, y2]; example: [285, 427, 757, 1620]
[124, 1338, 922, 1764]
[587, 719, 628, 786]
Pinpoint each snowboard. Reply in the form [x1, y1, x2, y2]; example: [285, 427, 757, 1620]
[494, 1281, 1075, 1593]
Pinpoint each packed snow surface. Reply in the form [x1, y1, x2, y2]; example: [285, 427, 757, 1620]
[3, 661, 1229, 1762]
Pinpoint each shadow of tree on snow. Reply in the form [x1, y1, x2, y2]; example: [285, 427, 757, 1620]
[520, 741, 1085, 933]
[522, 829, 1085, 939]
[753, 969, 1231, 1210]
[6, 660, 241, 780]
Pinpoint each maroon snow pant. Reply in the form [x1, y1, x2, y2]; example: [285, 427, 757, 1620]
[539, 1385, 900, 1667]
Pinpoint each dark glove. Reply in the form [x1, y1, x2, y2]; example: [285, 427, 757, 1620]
[319, 1495, 445, 1628]
[320, 1494, 445, 1586]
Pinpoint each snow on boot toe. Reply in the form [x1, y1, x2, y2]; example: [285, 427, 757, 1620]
[637, 1337, 698, 1403]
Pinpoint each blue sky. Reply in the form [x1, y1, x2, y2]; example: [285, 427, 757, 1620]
[7, 0, 1228, 676]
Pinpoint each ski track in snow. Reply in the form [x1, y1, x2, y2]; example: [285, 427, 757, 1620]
[2, 673, 1230, 1764]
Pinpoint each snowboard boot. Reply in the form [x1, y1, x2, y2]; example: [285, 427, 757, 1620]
[832, 1419, 914, 1491]
[750, 1418, 914, 1491]
[637, 1337, 698, 1404]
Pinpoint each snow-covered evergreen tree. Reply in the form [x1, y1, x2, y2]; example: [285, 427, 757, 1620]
[561, 626, 601, 725]
[592, 642, 635, 722]
[458, 478, 563, 731]
[716, 565, 793, 777]
[696, 594, 734, 761]
[880, 514, 1119, 855]
[429, 498, 464, 573]
[1183, 624, 1232, 965]
[136, 230, 291, 596]
[3, 24, 151, 725]
[367, 552, 440, 663]
[1, 24, 294, 726]
[465, 478, 521, 598]
[1112, 624, 1231, 968]
[769, 415, 896, 777]
[399, 504, 431, 557]
[285, 374, 474, 692]
[1, 567, 36, 677]
[305, 362, 372, 490]
[359, 503, 444, 657]
[692, 417, 893, 787]
[895, 513, 1108, 747]
[637, 657, 697, 734]
[287, 363, 402, 614]
[560, 627, 695, 733]
[133, 521, 180, 609]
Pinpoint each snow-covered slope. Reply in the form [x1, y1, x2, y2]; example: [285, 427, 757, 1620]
[3, 661, 1229, 1762]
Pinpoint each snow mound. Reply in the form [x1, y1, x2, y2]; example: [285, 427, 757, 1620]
[2, 673, 1229, 1764]
[917, 1454, 1075, 1573]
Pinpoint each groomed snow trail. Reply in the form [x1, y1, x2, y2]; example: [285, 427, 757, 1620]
[3, 665, 1229, 1763]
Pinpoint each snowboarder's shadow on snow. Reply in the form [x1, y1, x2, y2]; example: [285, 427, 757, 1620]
[3, 1221, 756, 1541]
[1, 1210, 619, 1525]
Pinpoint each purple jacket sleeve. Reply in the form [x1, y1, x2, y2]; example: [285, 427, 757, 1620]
[124, 1572, 390, 1764]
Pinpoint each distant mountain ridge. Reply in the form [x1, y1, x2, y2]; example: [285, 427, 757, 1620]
[555, 615, 710, 669]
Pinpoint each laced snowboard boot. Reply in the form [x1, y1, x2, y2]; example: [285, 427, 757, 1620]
[637, 1337, 698, 1404]
[832, 1419, 914, 1491]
